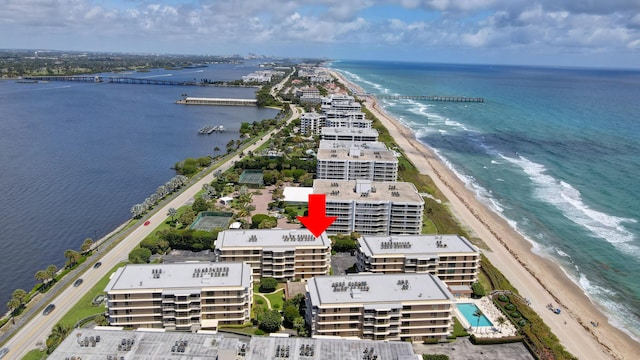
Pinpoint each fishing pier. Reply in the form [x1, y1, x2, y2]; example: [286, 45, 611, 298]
[356, 93, 484, 103]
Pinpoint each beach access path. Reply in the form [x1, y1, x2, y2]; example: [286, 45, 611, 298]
[330, 69, 640, 360]
[1, 110, 301, 360]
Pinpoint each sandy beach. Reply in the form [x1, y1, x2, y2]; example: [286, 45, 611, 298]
[329, 69, 640, 360]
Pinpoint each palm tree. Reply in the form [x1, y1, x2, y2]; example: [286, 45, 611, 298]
[7, 297, 21, 314]
[12, 289, 27, 305]
[473, 308, 484, 332]
[496, 315, 507, 332]
[213, 146, 220, 157]
[46, 322, 71, 350]
[46, 264, 58, 283]
[167, 207, 178, 223]
[35, 270, 48, 286]
[81, 238, 93, 253]
[64, 249, 80, 268]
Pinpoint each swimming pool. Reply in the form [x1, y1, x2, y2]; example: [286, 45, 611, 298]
[457, 303, 493, 327]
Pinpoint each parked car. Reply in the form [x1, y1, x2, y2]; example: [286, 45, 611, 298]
[0, 347, 9, 359]
[93, 262, 102, 269]
[43, 304, 55, 315]
[73, 278, 83, 287]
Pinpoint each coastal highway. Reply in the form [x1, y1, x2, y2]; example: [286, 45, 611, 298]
[2, 103, 299, 359]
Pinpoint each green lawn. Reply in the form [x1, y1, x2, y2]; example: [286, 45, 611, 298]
[265, 290, 284, 310]
[58, 262, 127, 328]
[21, 349, 47, 360]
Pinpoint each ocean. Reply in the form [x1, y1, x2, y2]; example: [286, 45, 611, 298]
[0, 63, 278, 306]
[330, 60, 640, 341]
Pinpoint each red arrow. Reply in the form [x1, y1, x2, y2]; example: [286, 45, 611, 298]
[297, 194, 337, 238]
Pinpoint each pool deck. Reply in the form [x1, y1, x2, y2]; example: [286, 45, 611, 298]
[455, 297, 518, 338]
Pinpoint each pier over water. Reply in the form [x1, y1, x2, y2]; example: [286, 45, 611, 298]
[177, 97, 257, 106]
[356, 93, 484, 103]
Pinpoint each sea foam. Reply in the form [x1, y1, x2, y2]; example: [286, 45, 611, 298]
[503, 155, 639, 257]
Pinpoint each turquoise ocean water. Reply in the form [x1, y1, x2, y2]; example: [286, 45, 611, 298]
[331, 60, 640, 341]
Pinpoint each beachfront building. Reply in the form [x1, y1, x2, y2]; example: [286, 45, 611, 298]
[305, 273, 454, 341]
[321, 127, 379, 142]
[298, 66, 332, 83]
[104, 262, 253, 331]
[321, 94, 362, 112]
[316, 146, 398, 181]
[355, 235, 480, 289]
[324, 110, 372, 129]
[215, 229, 331, 280]
[314, 179, 424, 235]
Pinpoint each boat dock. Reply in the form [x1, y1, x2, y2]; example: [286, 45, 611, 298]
[177, 97, 257, 106]
[198, 125, 225, 134]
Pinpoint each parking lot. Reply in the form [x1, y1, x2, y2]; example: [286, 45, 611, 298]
[330, 252, 357, 275]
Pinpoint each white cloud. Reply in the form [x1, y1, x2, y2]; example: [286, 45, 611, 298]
[0, 0, 638, 65]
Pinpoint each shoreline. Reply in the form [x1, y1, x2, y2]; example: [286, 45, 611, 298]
[329, 69, 640, 359]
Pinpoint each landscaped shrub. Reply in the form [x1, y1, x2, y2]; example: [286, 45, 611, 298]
[519, 319, 527, 326]
[254, 329, 265, 335]
[511, 311, 521, 318]
[498, 294, 509, 302]
[505, 303, 516, 311]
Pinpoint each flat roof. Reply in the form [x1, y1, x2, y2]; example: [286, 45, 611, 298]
[51, 328, 418, 360]
[318, 140, 387, 150]
[321, 127, 379, 137]
[185, 97, 257, 103]
[307, 273, 454, 306]
[283, 186, 314, 203]
[314, 179, 423, 204]
[104, 262, 251, 293]
[216, 229, 331, 250]
[49, 328, 242, 360]
[359, 234, 479, 257]
[247, 336, 416, 360]
[317, 147, 397, 163]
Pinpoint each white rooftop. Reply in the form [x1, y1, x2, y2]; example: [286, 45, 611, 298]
[283, 186, 314, 203]
[321, 127, 379, 138]
[307, 273, 454, 306]
[216, 229, 331, 250]
[317, 147, 397, 163]
[358, 234, 479, 257]
[104, 262, 251, 292]
[314, 179, 423, 204]
[50, 328, 419, 360]
[318, 140, 387, 150]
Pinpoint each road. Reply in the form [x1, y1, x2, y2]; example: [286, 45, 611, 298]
[1, 87, 298, 359]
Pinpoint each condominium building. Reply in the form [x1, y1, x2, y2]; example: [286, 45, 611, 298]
[296, 86, 322, 103]
[305, 273, 454, 341]
[317, 145, 398, 182]
[321, 95, 362, 112]
[104, 262, 253, 331]
[314, 179, 424, 235]
[321, 127, 379, 142]
[318, 140, 388, 151]
[325, 113, 372, 129]
[355, 235, 480, 288]
[300, 112, 326, 135]
[301, 112, 371, 135]
[215, 229, 332, 280]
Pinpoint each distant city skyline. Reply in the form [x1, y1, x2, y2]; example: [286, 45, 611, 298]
[2, 0, 640, 69]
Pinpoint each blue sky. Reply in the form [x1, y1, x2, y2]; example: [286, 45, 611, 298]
[2, 0, 640, 68]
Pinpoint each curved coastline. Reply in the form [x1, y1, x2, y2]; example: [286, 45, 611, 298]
[329, 68, 640, 360]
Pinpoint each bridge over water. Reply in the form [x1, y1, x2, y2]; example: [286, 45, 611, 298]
[20, 76, 255, 87]
[355, 93, 484, 103]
